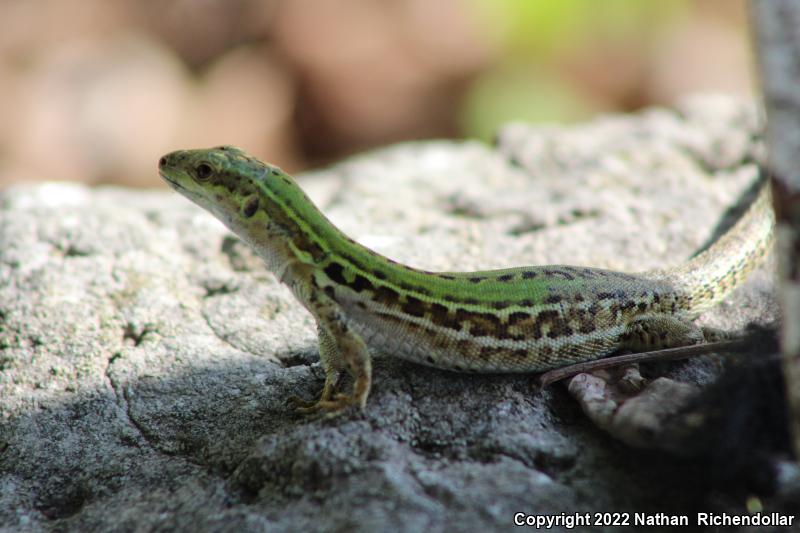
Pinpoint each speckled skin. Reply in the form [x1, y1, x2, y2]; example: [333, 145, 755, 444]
[159, 146, 774, 412]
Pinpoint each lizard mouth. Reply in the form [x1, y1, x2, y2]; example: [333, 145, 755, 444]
[160, 172, 186, 192]
[160, 171, 207, 206]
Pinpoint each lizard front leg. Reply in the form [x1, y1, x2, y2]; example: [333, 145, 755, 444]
[292, 325, 344, 409]
[294, 287, 372, 414]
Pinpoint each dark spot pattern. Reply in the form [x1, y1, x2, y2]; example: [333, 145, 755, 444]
[445, 309, 500, 337]
[401, 296, 426, 317]
[430, 303, 450, 323]
[508, 309, 560, 340]
[507, 311, 530, 326]
[427, 305, 459, 330]
[455, 339, 473, 355]
[374, 286, 401, 307]
[351, 274, 375, 293]
[305, 241, 327, 262]
[243, 196, 259, 218]
[543, 269, 575, 280]
[565, 306, 597, 334]
[323, 262, 347, 285]
[478, 346, 495, 360]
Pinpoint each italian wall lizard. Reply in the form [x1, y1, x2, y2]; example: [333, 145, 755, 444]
[158, 146, 774, 413]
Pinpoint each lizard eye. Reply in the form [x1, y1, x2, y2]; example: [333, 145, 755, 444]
[195, 163, 213, 181]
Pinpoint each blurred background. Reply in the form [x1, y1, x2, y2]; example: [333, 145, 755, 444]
[0, 0, 752, 188]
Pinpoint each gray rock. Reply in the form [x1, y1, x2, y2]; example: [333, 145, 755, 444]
[0, 95, 777, 532]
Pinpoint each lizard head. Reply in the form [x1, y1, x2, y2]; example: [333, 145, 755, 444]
[158, 145, 301, 235]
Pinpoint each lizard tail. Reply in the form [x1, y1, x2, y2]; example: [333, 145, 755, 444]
[651, 178, 774, 317]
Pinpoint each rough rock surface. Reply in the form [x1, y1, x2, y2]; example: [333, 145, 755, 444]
[0, 96, 777, 532]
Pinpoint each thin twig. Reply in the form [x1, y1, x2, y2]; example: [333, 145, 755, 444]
[538, 339, 748, 387]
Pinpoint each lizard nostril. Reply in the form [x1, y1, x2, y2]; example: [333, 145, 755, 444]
[158, 156, 167, 168]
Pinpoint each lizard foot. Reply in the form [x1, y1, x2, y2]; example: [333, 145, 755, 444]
[294, 393, 360, 415]
[289, 395, 321, 409]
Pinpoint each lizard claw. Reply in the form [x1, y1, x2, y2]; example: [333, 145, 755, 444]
[289, 395, 318, 409]
[293, 393, 361, 415]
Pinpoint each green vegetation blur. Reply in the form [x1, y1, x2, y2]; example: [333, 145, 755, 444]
[464, 0, 748, 138]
